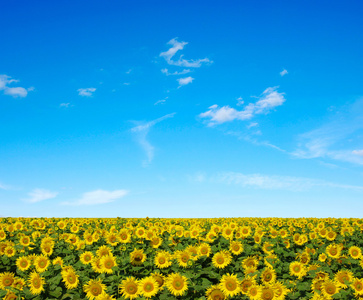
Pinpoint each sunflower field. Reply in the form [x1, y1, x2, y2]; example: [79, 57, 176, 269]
[1, 217, 363, 300]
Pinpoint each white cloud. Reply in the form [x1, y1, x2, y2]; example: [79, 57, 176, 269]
[62, 189, 128, 206]
[352, 150, 363, 156]
[123, 82, 130, 86]
[236, 97, 244, 106]
[0, 74, 33, 98]
[60, 103, 71, 108]
[292, 98, 363, 165]
[199, 87, 285, 126]
[77, 87, 96, 97]
[247, 122, 259, 129]
[161, 68, 191, 76]
[177, 76, 194, 87]
[131, 113, 176, 166]
[154, 97, 168, 105]
[160, 38, 211, 68]
[23, 189, 58, 203]
[126, 69, 132, 74]
[215, 172, 363, 192]
[280, 69, 288, 76]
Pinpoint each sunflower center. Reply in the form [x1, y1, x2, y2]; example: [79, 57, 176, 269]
[330, 248, 337, 255]
[210, 290, 224, 300]
[262, 290, 273, 300]
[217, 257, 224, 264]
[173, 279, 183, 290]
[250, 288, 258, 296]
[68, 275, 75, 283]
[356, 282, 363, 290]
[226, 281, 237, 291]
[159, 257, 166, 264]
[21, 261, 28, 267]
[33, 279, 40, 288]
[145, 283, 153, 292]
[92, 286, 101, 296]
[127, 284, 137, 294]
[293, 266, 300, 273]
[326, 285, 336, 294]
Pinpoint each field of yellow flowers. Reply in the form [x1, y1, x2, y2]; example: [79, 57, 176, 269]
[1, 217, 363, 300]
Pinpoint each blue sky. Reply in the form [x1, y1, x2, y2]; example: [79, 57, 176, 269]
[1, 0, 363, 218]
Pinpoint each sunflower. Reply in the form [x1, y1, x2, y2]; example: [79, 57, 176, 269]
[3, 291, 17, 300]
[261, 268, 276, 285]
[334, 270, 353, 289]
[321, 279, 340, 299]
[96, 245, 113, 257]
[106, 232, 119, 246]
[206, 285, 225, 300]
[91, 258, 104, 274]
[318, 253, 327, 262]
[61, 268, 79, 290]
[199, 243, 211, 257]
[260, 286, 275, 300]
[240, 277, 257, 295]
[0, 272, 15, 290]
[138, 276, 159, 299]
[154, 250, 172, 269]
[80, 251, 94, 265]
[151, 272, 165, 290]
[242, 256, 259, 270]
[130, 248, 146, 265]
[247, 284, 262, 300]
[218, 273, 241, 298]
[165, 273, 188, 297]
[28, 272, 45, 295]
[4, 246, 15, 257]
[311, 278, 324, 294]
[94, 291, 116, 300]
[222, 227, 234, 240]
[119, 229, 132, 243]
[176, 250, 192, 268]
[212, 250, 232, 269]
[349, 246, 362, 259]
[135, 227, 146, 238]
[119, 277, 139, 299]
[326, 230, 337, 241]
[270, 281, 289, 300]
[19, 235, 31, 247]
[83, 278, 106, 300]
[229, 240, 244, 255]
[0, 230, 6, 241]
[100, 255, 117, 274]
[289, 261, 307, 279]
[150, 237, 163, 248]
[240, 226, 251, 237]
[325, 244, 342, 259]
[16, 256, 31, 271]
[34, 255, 50, 273]
[351, 278, 363, 296]
[262, 242, 274, 254]
[53, 257, 64, 267]
[12, 277, 25, 291]
[41, 243, 54, 256]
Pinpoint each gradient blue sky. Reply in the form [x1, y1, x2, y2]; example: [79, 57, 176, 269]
[1, 0, 363, 218]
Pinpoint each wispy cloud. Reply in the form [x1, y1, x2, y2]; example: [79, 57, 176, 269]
[199, 87, 285, 126]
[177, 76, 194, 87]
[213, 172, 363, 192]
[280, 69, 288, 76]
[292, 98, 363, 165]
[154, 97, 168, 105]
[62, 189, 128, 206]
[23, 188, 58, 203]
[0, 74, 33, 98]
[60, 103, 71, 108]
[160, 38, 211, 68]
[131, 113, 176, 166]
[0, 182, 11, 190]
[161, 68, 191, 76]
[77, 87, 96, 97]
